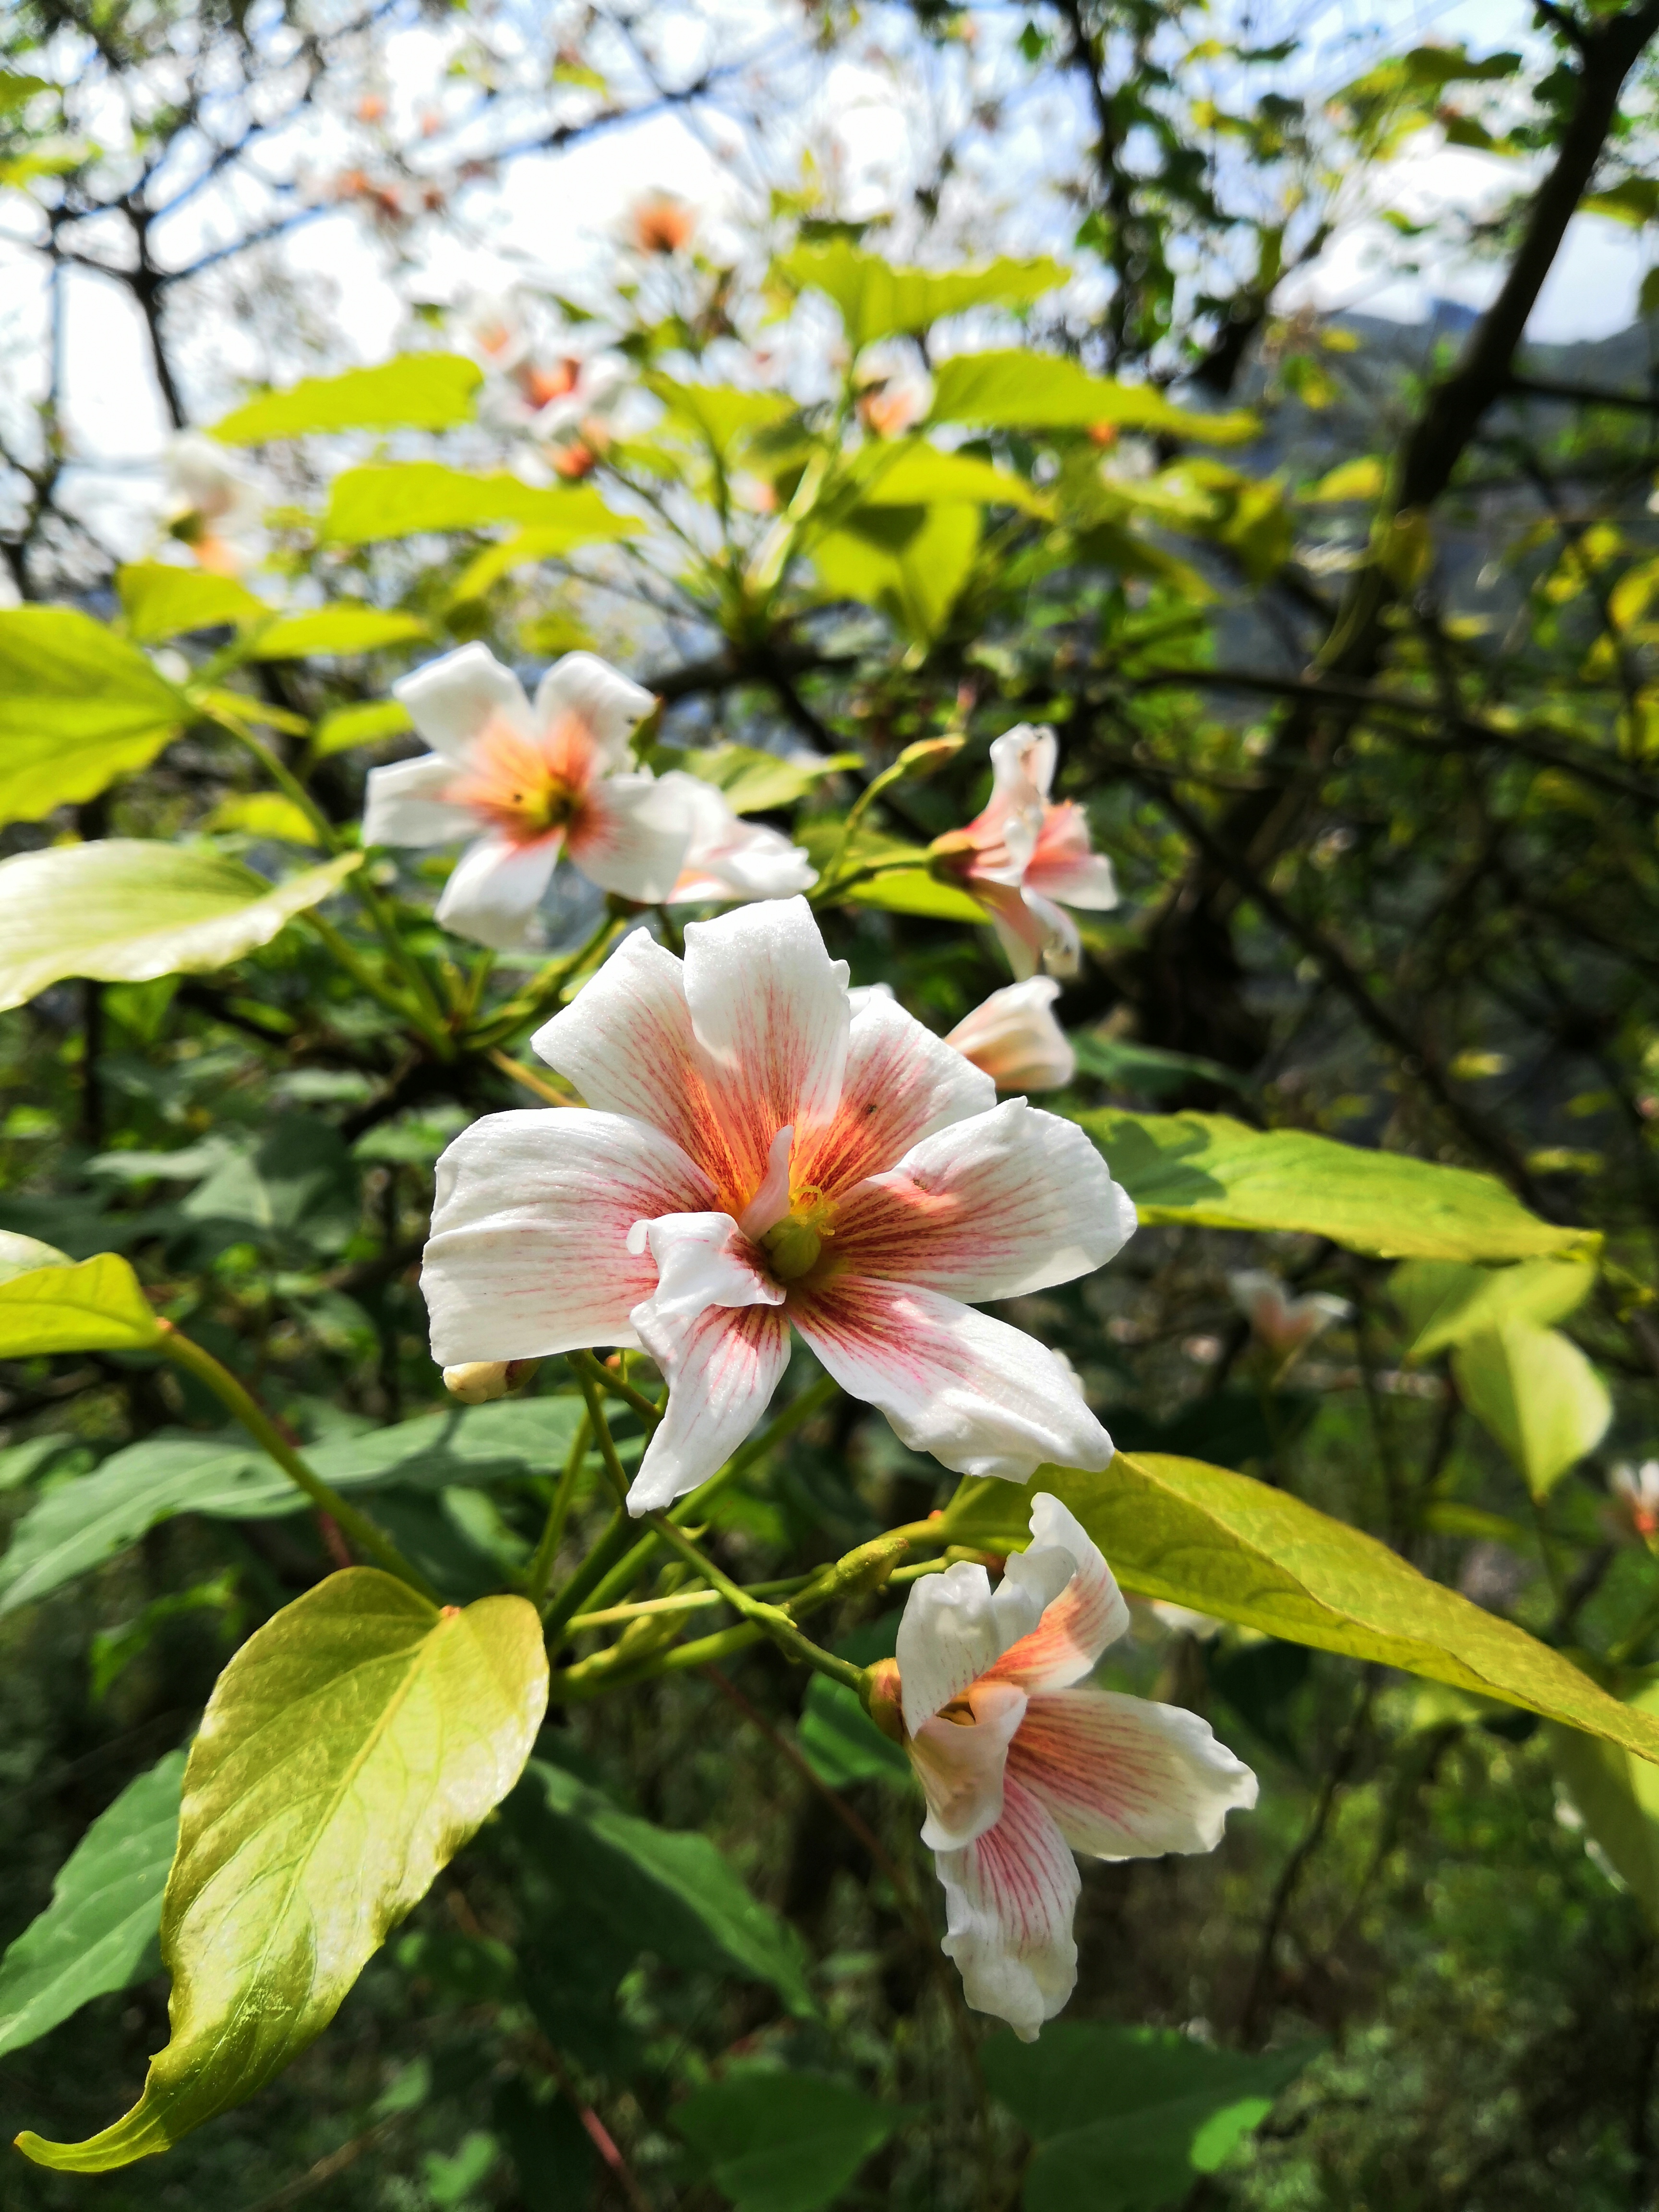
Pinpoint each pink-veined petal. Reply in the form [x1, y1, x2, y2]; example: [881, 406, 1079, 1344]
[793, 988, 993, 1199]
[625, 1211, 787, 1512]
[1010, 1688, 1257, 1859]
[945, 979, 1076, 1092]
[434, 832, 561, 950]
[362, 755, 478, 849]
[1028, 842, 1118, 913]
[896, 1560, 1002, 1732]
[991, 724, 1058, 806]
[661, 774, 819, 904]
[534, 651, 655, 774]
[830, 1097, 1135, 1302]
[682, 896, 851, 1201]
[790, 1276, 1113, 1483]
[985, 1493, 1131, 1692]
[737, 1125, 794, 1238]
[394, 642, 534, 764]
[565, 773, 694, 903]
[934, 1774, 1079, 2042]
[421, 1108, 716, 1364]
[971, 876, 1049, 981]
[910, 1681, 1028, 1849]
[531, 928, 747, 1204]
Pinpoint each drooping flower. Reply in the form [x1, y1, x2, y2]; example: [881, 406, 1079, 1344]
[868, 1491, 1256, 2039]
[363, 643, 689, 950]
[421, 898, 1136, 1511]
[946, 979, 1075, 1093]
[662, 773, 818, 906]
[162, 433, 264, 576]
[931, 727, 1118, 978]
[1605, 1461, 1659, 1549]
[1228, 1270, 1351, 1367]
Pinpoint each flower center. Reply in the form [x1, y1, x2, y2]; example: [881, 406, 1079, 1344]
[446, 715, 584, 843]
[757, 1187, 836, 1284]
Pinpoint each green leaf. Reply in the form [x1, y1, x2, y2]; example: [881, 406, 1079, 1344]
[666, 743, 862, 815]
[0, 1230, 72, 1285]
[116, 564, 267, 643]
[0, 72, 53, 109]
[778, 243, 1066, 346]
[0, 1253, 160, 1357]
[796, 1675, 911, 1789]
[674, 2071, 910, 2212]
[1451, 1324, 1612, 1498]
[984, 2022, 1313, 2212]
[0, 842, 362, 1012]
[1070, 1032, 1251, 1098]
[0, 1750, 186, 2058]
[929, 350, 1258, 444]
[515, 1760, 814, 2016]
[323, 465, 639, 548]
[1077, 1107, 1595, 1262]
[852, 437, 1052, 516]
[813, 502, 980, 642]
[649, 377, 800, 459]
[244, 607, 429, 659]
[1548, 1681, 1659, 1927]
[16, 1570, 547, 2171]
[944, 1452, 1659, 1763]
[311, 698, 414, 759]
[0, 1398, 585, 1618]
[211, 354, 482, 442]
[1393, 1257, 1595, 1361]
[0, 609, 189, 827]
[1302, 456, 1386, 504]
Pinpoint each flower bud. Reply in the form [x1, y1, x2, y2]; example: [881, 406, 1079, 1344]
[863, 1658, 906, 1743]
[442, 1358, 540, 1405]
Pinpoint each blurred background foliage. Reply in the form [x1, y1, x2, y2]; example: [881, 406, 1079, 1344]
[8, 0, 1659, 2207]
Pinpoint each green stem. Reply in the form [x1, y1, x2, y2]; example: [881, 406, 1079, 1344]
[526, 1412, 590, 1608]
[566, 1574, 812, 1633]
[643, 1514, 868, 1688]
[471, 912, 624, 1048]
[304, 912, 434, 1036]
[541, 1508, 633, 1639]
[156, 1323, 442, 1603]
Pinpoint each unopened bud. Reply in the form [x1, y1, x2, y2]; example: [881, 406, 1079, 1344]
[442, 1358, 540, 1405]
[863, 1659, 905, 1743]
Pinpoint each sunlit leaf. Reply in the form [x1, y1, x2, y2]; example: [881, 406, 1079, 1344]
[211, 354, 482, 442]
[243, 607, 429, 659]
[0, 609, 190, 827]
[0, 1750, 185, 2058]
[929, 350, 1258, 443]
[674, 2072, 911, 2212]
[0, 1253, 161, 1356]
[17, 1570, 548, 2170]
[116, 564, 267, 643]
[1549, 1681, 1659, 1928]
[648, 377, 799, 460]
[851, 437, 1052, 516]
[1393, 1256, 1595, 1361]
[0, 843, 361, 1012]
[778, 242, 1066, 346]
[945, 1452, 1659, 1761]
[1077, 1107, 1595, 1262]
[813, 502, 980, 642]
[204, 793, 320, 845]
[310, 699, 414, 758]
[323, 464, 639, 548]
[0, 1231, 72, 1285]
[1452, 1324, 1611, 1498]
[666, 743, 862, 815]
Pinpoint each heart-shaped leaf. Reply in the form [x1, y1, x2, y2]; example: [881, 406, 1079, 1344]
[0, 1252, 161, 1356]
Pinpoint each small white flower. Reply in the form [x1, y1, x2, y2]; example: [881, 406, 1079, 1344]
[421, 899, 1138, 1510]
[661, 773, 817, 906]
[874, 1492, 1255, 2039]
[854, 341, 934, 439]
[945, 979, 1075, 1092]
[163, 433, 264, 576]
[1228, 1270, 1351, 1364]
[1606, 1461, 1659, 1547]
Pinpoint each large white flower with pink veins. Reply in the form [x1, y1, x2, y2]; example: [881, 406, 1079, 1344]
[875, 1492, 1256, 2039]
[362, 643, 691, 951]
[421, 899, 1136, 1512]
[934, 726, 1119, 979]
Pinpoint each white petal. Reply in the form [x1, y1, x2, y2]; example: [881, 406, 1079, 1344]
[531, 926, 747, 1202]
[791, 1276, 1113, 1484]
[659, 774, 818, 903]
[945, 980, 1075, 1092]
[434, 833, 560, 950]
[421, 1108, 716, 1365]
[394, 642, 535, 764]
[793, 986, 993, 1199]
[682, 897, 851, 1198]
[1030, 848, 1118, 911]
[986, 1493, 1131, 1692]
[989, 724, 1058, 806]
[910, 1681, 1027, 1849]
[1011, 1688, 1258, 1858]
[832, 1096, 1136, 1302]
[1023, 890, 1082, 977]
[737, 1125, 794, 1238]
[846, 983, 896, 1014]
[935, 1775, 1079, 2041]
[896, 1559, 1002, 1733]
[534, 651, 655, 775]
[566, 774, 694, 902]
[362, 755, 477, 849]
[626, 1218, 790, 1510]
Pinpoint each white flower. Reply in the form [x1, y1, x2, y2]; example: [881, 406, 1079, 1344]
[1228, 1270, 1351, 1364]
[421, 899, 1137, 1511]
[163, 433, 264, 576]
[933, 727, 1119, 979]
[854, 341, 934, 439]
[532, 356, 627, 454]
[363, 642, 687, 950]
[945, 979, 1075, 1092]
[875, 1492, 1256, 2039]
[661, 773, 817, 906]
[1606, 1461, 1659, 1547]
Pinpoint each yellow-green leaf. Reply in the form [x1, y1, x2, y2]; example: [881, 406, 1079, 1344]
[1549, 1682, 1659, 1927]
[1452, 1324, 1612, 1498]
[310, 699, 414, 760]
[0, 609, 190, 827]
[1077, 1107, 1595, 1262]
[668, 743, 862, 815]
[447, 517, 641, 605]
[944, 1453, 1659, 1763]
[0, 1253, 161, 1355]
[204, 793, 321, 846]
[323, 465, 639, 548]
[813, 502, 980, 643]
[853, 438, 1052, 517]
[777, 244, 1066, 347]
[0, 843, 362, 1012]
[929, 351, 1257, 444]
[0, 1231, 72, 1285]
[1301, 457, 1386, 503]
[17, 1570, 548, 2171]
[211, 354, 482, 443]
[1393, 1256, 1595, 1361]
[244, 607, 428, 660]
[116, 564, 267, 643]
